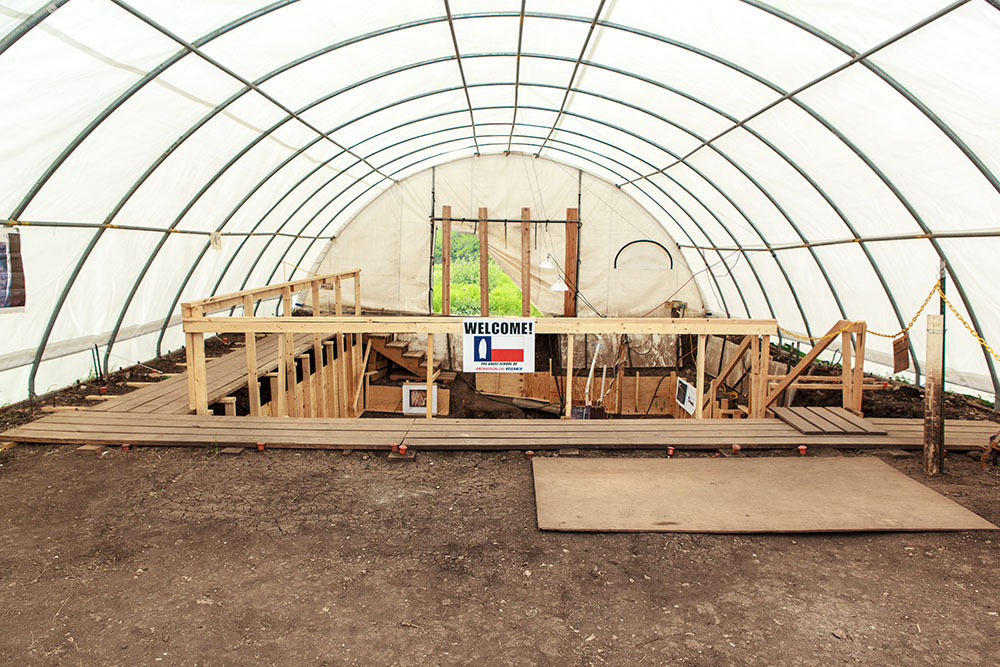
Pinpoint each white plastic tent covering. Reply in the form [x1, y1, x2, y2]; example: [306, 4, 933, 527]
[0, 0, 998, 405]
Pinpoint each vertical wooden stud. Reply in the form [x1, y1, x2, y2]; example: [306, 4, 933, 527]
[324, 341, 338, 418]
[281, 286, 298, 417]
[521, 207, 531, 317]
[442, 205, 452, 316]
[426, 333, 435, 419]
[336, 333, 347, 417]
[565, 334, 574, 418]
[354, 270, 362, 316]
[219, 396, 236, 417]
[298, 354, 312, 418]
[183, 303, 197, 411]
[564, 208, 579, 317]
[841, 330, 853, 411]
[334, 277, 343, 316]
[276, 335, 288, 417]
[242, 295, 261, 416]
[851, 325, 867, 414]
[310, 280, 327, 417]
[695, 334, 706, 419]
[924, 314, 945, 476]
[749, 335, 760, 418]
[479, 207, 489, 316]
[759, 334, 770, 418]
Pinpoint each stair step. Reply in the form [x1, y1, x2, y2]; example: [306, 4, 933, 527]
[366, 333, 392, 340]
[402, 351, 425, 360]
[384, 341, 408, 349]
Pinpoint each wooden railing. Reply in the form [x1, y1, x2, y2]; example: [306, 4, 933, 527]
[182, 269, 361, 416]
[182, 309, 778, 419]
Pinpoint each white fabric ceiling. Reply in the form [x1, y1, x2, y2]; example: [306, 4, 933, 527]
[1, 0, 998, 404]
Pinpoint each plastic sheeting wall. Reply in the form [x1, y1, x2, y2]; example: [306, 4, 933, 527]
[312, 154, 705, 319]
[1, 1, 999, 405]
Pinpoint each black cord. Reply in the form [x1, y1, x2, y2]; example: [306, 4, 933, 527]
[643, 373, 670, 417]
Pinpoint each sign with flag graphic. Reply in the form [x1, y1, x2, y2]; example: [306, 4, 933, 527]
[462, 318, 535, 373]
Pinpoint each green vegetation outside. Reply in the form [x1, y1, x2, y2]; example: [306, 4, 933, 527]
[432, 232, 541, 317]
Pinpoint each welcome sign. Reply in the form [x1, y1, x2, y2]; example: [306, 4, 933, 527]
[462, 318, 535, 373]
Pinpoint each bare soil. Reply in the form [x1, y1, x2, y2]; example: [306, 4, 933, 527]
[2, 342, 999, 664]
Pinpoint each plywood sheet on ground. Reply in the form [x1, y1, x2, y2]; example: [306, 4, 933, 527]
[532, 457, 997, 533]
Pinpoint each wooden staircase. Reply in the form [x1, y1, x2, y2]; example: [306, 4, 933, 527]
[364, 333, 428, 376]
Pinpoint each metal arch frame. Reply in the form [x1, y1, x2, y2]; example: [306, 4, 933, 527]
[505, 0, 527, 154]
[535, 0, 606, 154]
[10, 10, 881, 390]
[442, 0, 481, 155]
[10, 8, 991, 392]
[0, 0, 72, 56]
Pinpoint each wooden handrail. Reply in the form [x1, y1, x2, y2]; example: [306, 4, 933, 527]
[183, 268, 360, 314]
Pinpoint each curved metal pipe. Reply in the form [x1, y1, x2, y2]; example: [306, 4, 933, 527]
[613, 240, 674, 269]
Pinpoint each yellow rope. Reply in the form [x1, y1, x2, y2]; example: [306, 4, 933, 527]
[776, 277, 999, 365]
[937, 287, 1000, 364]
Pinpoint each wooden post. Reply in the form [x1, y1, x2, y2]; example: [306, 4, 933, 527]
[275, 336, 288, 417]
[759, 334, 770, 417]
[241, 295, 261, 416]
[324, 341, 339, 417]
[190, 306, 208, 416]
[354, 270, 361, 316]
[851, 325, 867, 414]
[336, 333, 347, 417]
[334, 277, 343, 316]
[924, 314, 945, 476]
[479, 207, 489, 316]
[565, 334, 574, 418]
[311, 280, 327, 417]
[841, 330, 853, 411]
[218, 396, 236, 417]
[426, 333, 434, 419]
[564, 208, 579, 317]
[442, 206, 452, 316]
[281, 286, 298, 417]
[265, 373, 280, 418]
[183, 303, 197, 412]
[521, 207, 531, 317]
[298, 354, 312, 418]
[749, 335, 760, 418]
[343, 334, 355, 417]
[695, 334, 706, 419]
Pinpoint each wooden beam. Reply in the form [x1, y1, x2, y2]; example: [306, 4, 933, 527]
[841, 330, 853, 411]
[565, 334, 574, 418]
[442, 205, 452, 316]
[186, 316, 779, 336]
[242, 296, 261, 417]
[749, 335, 760, 418]
[183, 268, 361, 314]
[479, 207, 489, 316]
[758, 334, 770, 417]
[183, 304, 197, 412]
[191, 328, 208, 416]
[851, 325, 867, 413]
[924, 314, 945, 475]
[426, 333, 435, 419]
[281, 286, 298, 417]
[764, 320, 850, 409]
[521, 207, 531, 317]
[311, 280, 327, 417]
[298, 354, 312, 418]
[354, 271, 361, 316]
[695, 334, 706, 419]
[324, 340, 338, 418]
[334, 277, 343, 316]
[353, 341, 372, 411]
[564, 208, 579, 317]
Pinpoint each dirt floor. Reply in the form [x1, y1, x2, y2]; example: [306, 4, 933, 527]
[0, 445, 998, 665]
[2, 341, 1000, 664]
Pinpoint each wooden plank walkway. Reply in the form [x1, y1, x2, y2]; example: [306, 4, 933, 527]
[4, 412, 997, 451]
[90, 333, 323, 414]
[772, 407, 887, 436]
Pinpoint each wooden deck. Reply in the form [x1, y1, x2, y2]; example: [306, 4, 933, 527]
[4, 412, 997, 451]
[90, 333, 323, 414]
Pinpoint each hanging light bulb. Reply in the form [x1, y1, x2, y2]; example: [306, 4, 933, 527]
[550, 278, 569, 292]
[539, 254, 555, 270]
